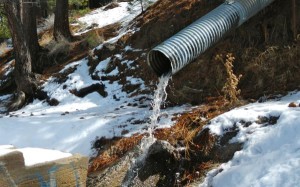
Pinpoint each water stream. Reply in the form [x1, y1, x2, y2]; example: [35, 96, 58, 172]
[148, 74, 171, 138]
[122, 74, 171, 186]
[140, 74, 171, 148]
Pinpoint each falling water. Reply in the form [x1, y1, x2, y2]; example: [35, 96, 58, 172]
[149, 74, 171, 138]
[122, 74, 171, 186]
[139, 74, 171, 150]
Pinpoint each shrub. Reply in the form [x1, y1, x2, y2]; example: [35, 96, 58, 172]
[85, 30, 104, 48]
[0, 16, 11, 39]
[46, 34, 75, 57]
[215, 53, 242, 105]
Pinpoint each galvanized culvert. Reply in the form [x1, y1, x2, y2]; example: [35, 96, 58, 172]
[147, 0, 275, 76]
[147, 50, 172, 76]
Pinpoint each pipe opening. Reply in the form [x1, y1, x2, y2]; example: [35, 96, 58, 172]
[147, 50, 172, 77]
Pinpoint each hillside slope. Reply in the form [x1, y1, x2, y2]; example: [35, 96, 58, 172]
[0, 0, 299, 186]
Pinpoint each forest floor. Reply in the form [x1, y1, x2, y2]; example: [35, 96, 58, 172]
[0, 0, 300, 186]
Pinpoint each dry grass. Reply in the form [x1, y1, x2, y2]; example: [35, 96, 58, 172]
[85, 30, 105, 48]
[88, 134, 143, 173]
[215, 53, 242, 105]
[39, 29, 54, 47]
[46, 34, 76, 57]
[241, 43, 300, 97]
[88, 97, 231, 175]
[154, 97, 230, 157]
[0, 42, 10, 56]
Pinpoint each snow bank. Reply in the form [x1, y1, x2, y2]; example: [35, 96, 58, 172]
[18, 148, 72, 166]
[0, 145, 72, 166]
[0, 145, 14, 156]
[78, 2, 132, 28]
[201, 92, 300, 187]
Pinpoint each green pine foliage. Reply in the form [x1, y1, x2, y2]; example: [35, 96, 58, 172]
[0, 14, 10, 39]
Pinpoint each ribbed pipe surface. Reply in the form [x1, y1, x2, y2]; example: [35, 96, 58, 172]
[147, 0, 275, 76]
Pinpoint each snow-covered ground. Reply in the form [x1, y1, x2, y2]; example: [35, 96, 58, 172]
[0, 56, 186, 156]
[0, 0, 169, 157]
[200, 91, 300, 187]
[76, 0, 156, 35]
[0, 145, 71, 166]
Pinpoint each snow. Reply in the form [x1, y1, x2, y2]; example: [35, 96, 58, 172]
[78, 2, 132, 29]
[76, 0, 149, 35]
[0, 56, 187, 156]
[18, 148, 72, 166]
[1, 0, 168, 156]
[0, 145, 72, 166]
[200, 91, 300, 187]
[0, 145, 14, 156]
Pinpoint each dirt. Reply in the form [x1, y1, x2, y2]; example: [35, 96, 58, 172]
[125, 0, 300, 105]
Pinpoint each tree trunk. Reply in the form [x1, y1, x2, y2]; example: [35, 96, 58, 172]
[291, 0, 297, 40]
[21, 1, 40, 72]
[39, 0, 48, 18]
[4, 1, 38, 110]
[54, 0, 72, 41]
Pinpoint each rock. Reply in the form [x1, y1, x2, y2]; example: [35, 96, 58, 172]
[86, 23, 99, 30]
[123, 140, 181, 187]
[289, 102, 297, 107]
[48, 98, 59, 106]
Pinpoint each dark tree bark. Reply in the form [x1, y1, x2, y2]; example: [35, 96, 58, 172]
[38, 0, 48, 18]
[21, 1, 40, 72]
[4, 0, 38, 110]
[54, 0, 72, 41]
[291, 0, 297, 40]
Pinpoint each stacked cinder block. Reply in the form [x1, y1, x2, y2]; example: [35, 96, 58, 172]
[0, 148, 88, 187]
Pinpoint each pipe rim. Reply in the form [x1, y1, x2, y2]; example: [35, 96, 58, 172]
[147, 49, 172, 77]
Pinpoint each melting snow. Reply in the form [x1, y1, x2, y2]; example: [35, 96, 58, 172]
[0, 56, 186, 156]
[0, 146, 72, 166]
[200, 91, 300, 187]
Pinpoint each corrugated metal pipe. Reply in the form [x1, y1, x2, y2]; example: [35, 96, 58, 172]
[147, 0, 275, 76]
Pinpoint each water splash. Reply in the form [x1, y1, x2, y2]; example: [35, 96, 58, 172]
[122, 74, 171, 186]
[139, 74, 171, 150]
[148, 74, 171, 139]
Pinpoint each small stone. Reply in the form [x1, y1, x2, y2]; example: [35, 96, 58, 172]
[288, 102, 297, 107]
[121, 129, 129, 135]
[48, 98, 59, 106]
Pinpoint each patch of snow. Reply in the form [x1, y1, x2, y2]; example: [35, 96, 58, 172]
[200, 91, 300, 187]
[121, 60, 134, 67]
[0, 145, 72, 166]
[95, 57, 111, 72]
[0, 145, 14, 149]
[126, 76, 144, 85]
[107, 67, 119, 76]
[76, 0, 158, 35]
[0, 145, 14, 156]
[18, 148, 72, 166]
[78, 3, 129, 29]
